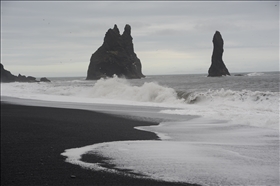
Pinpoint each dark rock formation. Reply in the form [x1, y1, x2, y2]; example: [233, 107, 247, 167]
[17, 74, 38, 82]
[86, 24, 145, 80]
[0, 63, 51, 83]
[40, 77, 51, 82]
[208, 31, 230, 77]
[1, 63, 17, 82]
[234, 73, 245, 76]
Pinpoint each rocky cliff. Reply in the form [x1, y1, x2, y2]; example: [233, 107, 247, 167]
[208, 31, 230, 77]
[86, 24, 145, 80]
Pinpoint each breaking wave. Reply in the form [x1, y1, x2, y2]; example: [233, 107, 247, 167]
[1, 75, 278, 129]
[173, 89, 279, 129]
[82, 76, 278, 129]
[79, 76, 184, 104]
[2, 75, 278, 107]
[246, 72, 264, 76]
[178, 88, 279, 107]
[87, 76, 279, 109]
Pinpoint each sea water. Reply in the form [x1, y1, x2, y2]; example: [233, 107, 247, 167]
[1, 72, 279, 185]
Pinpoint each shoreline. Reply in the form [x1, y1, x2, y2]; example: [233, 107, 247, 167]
[1, 101, 199, 186]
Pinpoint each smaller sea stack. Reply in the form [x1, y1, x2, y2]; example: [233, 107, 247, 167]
[208, 31, 230, 77]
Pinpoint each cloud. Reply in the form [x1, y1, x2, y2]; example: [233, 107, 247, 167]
[1, 1, 279, 77]
[7, 62, 89, 77]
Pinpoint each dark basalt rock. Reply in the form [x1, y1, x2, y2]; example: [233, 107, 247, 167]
[1, 63, 17, 82]
[234, 74, 245, 76]
[208, 31, 230, 77]
[86, 24, 145, 80]
[40, 77, 51, 82]
[0, 63, 51, 83]
[16, 74, 38, 82]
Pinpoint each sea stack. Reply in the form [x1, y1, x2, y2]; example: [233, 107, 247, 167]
[208, 31, 230, 77]
[86, 24, 145, 80]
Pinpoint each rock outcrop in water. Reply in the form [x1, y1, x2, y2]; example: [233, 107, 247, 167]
[86, 24, 145, 80]
[0, 63, 51, 83]
[208, 31, 230, 77]
[40, 77, 51, 82]
[1, 63, 17, 82]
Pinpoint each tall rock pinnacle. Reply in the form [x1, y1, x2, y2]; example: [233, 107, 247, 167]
[208, 31, 230, 77]
[86, 24, 145, 80]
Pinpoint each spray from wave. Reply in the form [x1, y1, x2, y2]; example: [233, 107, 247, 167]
[84, 76, 277, 129]
[86, 76, 279, 108]
[246, 72, 264, 76]
[79, 76, 184, 104]
[1, 76, 278, 129]
[178, 88, 278, 107]
[170, 89, 279, 129]
[2, 75, 278, 108]
[84, 77, 279, 129]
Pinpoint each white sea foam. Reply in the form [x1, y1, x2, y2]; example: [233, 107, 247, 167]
[61, 118, 279, 186]
[246, 72, 264, 76]
[2, 75, 279, 185]
[0, 76, 183, 106]
[1, 76, 279, 129]
[78, 76, 183, 104]
[170, 89, 280, 129]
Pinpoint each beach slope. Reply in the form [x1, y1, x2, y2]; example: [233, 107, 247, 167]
[1, 102, 197, 186]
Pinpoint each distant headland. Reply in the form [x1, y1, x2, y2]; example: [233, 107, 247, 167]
[0, 63, 51, 83]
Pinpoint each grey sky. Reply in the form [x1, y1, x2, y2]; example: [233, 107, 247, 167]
[1, 1, 279, 77]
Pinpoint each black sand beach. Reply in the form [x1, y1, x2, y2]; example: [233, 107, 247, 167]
[1, 102, 198, 186]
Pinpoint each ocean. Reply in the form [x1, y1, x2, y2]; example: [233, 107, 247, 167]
[1, 71, 279, 186]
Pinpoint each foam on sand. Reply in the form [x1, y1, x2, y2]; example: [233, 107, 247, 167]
[61, 117, 279, 186]
[1, 75, 279, 185]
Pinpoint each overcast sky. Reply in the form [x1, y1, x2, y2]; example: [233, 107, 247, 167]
[1, 1, 279, 77]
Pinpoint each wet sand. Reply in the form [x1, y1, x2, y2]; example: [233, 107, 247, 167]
[1, 102, 198, 186]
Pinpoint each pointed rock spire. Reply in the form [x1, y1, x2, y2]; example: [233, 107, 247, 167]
[208, 31, 230, 77]
[123, 24, 131, 36]
[113, 24, 120, 34]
